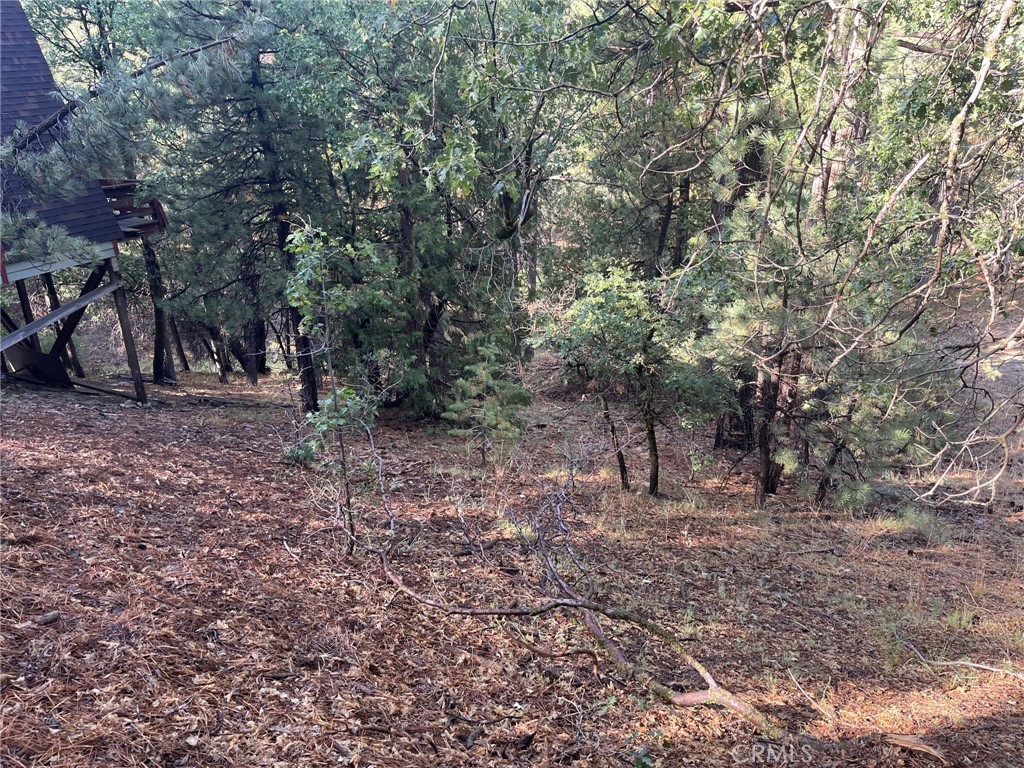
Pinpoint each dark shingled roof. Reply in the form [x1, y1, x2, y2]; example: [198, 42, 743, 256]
[0, 0, 124, 247]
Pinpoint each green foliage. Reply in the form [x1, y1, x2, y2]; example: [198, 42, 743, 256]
[0, 212, 95, 267]
[308, 386, 378, 443]
[627, 744, 653, 768]
[945, 606, 978, 631]
[24, 0, 1022, 507]
[688, 451, 716, 483]
[595, 695, 617, 716]
[547, 266, 731, 424]
[281, 437, 318, 468]
[884, 506, 953, 548]
[442, 340, 532, 461]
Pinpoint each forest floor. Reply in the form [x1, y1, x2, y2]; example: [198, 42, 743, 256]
[1, 365, 1023, 768]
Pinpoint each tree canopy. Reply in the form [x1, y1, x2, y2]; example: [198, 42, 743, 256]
[9, 0, 1022, 506]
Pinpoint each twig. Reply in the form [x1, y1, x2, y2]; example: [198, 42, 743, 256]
[140, 588, 182, 609]
[446, 711, 519, 727]
[902, 641, 1024, 682]
[787, 670, 838, 725]
[283, 539, 301, 561]
[582, 611, 783, 738]
[782, 547, 841, 557]
[716, 448, 755, 492]
[454, 538, 505, 557]
[502, 622, 601, 677]
[463, 724, 485, 749]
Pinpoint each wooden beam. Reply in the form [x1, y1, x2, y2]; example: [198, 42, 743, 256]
[48, 264, 108, 358]
[0, 280, 120, 352]
[41, 273, 86, 377]
[107, 258, 147, 404]
[14, 279, 40, 350]
[72, 379, 139, 400]
[1, 308, 20, 334]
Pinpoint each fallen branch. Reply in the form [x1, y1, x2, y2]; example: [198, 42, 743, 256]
[358, 435, 782, 740]
[788, 670, 840, 729]
[502, 621, 601, 677]
[283, 538, 301, 561]
[377, 553, 781, 736]
[902, 640, 1024, 682]
[582, 611, 782, 738]
[884, 734, 949, 765]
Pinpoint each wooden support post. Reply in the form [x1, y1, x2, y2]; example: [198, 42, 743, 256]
[49, 264, 108, 360]
[14, 279, 40, 350]
[1, 308, 20, 334]
[1, 310, 28, 376]
[40, 273, 86, 377]
[107, 258, 147, 404]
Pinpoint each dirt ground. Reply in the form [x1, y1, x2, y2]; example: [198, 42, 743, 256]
[1, 370, 1022, 767]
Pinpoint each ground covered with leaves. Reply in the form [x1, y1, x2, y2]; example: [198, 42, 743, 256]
[2, 372, 1022, 767]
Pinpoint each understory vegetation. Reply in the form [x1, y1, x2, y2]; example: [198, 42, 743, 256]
[2, 0, 1021, 508]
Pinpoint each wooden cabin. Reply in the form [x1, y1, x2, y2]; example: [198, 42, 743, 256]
[1, 1, 165, 403]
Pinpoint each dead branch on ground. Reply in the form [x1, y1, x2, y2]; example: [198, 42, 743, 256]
[331, 435, 785, 739]
[902, 639, 1024, 683]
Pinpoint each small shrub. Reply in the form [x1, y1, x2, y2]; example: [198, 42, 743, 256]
[282, 437, 319, 468]
[678, 606, 701, 640]
[687, 450, 716, 483]
[879, 505, 952, 547]
[896, 506, 952, 547]
[442, 340, 532, 464]
[946, 606, 978, 631]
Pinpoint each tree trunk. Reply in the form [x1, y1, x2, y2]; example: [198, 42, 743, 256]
[711, 142, 764, 238]
[247, 38, 317, 411]
[109, 258, 147, 404]
[142, 237, 175, 384]
[599, 392, 630, 491]
[168, 316, 191, 372]
[715, 372, 756, 451]
[815, 442, 843, 505]
[205, 324, 234, 383]
[215, 341, 232, 383]
[670, 178, 690, 269]
[240, 247, 266, 383]
[644, 408, 659, 496]
[255, 320, 270, 374]
[527, 247, 539, 301]
[754, 363, 784, 507]
[650, 192, 675, 279]
[14, 280, 40, 351]
[290, 305, 319, 412]
[230, 337, 258, 385]
[268, 315, 294, 371]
